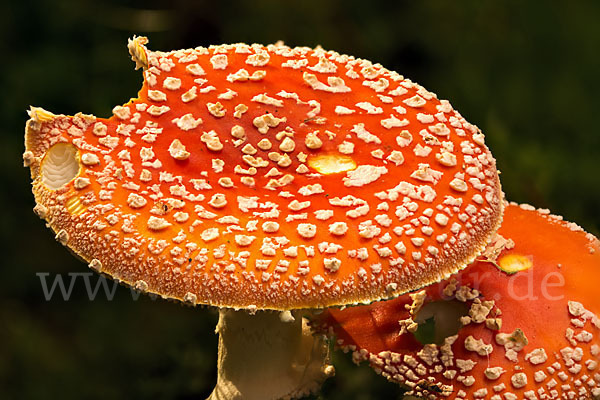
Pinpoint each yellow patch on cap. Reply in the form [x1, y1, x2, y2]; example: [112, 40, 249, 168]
[66, 196, 86, 216]
[498, 254, 533, 274]
[308, 154, 356, 175]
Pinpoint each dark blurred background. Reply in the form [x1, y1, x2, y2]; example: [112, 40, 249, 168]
[2, 1, 599, 399]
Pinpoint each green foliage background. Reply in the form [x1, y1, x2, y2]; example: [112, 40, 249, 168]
[1, 1, 598, 399]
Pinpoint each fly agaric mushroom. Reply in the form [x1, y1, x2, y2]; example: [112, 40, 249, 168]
[23, 36, 503, 399]
[314, 203, 600, 399]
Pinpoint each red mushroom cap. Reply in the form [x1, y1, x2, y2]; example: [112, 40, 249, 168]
[315, 203, 600, 399]
[24, 37, 502, 310]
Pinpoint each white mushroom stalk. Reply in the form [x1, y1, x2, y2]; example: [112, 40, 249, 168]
[209, 309, 334, 400]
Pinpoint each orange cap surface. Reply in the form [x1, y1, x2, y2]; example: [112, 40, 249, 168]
[315, 203, 600, 399]
[24, 37, 502, 310]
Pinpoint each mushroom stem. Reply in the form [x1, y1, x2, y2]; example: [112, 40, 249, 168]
[208, 309, 334, 400]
